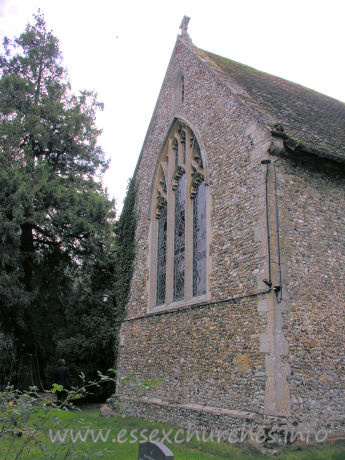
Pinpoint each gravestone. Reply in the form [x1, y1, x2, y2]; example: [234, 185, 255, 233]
[138, 441, 174, 460]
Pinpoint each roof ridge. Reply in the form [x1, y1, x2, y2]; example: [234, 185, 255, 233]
[202, 48, 345, 104]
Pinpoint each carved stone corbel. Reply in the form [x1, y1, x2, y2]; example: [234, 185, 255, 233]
[172, 165, 185, 190]
[156, 174, 167, 219]
[172, 137, 178, 152]
[190, 141, 204, 198]
[192, 144, 203, 170]
[156, 191, 167, 219]
[190, 169, 204, 199]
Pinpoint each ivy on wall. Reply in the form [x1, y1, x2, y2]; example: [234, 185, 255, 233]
[114, 178, 138, 321]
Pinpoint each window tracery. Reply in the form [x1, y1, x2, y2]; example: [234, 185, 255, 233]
[151, 120, 208, 308]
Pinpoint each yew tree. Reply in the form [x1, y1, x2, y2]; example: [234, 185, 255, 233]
[0, 13, 116, 386]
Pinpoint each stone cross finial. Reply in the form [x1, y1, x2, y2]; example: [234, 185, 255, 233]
[179, 16, 191, 36]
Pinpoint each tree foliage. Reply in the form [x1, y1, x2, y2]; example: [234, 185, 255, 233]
[0, 12, 116, 390]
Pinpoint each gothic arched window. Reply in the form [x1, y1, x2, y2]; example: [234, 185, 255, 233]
[150, 120, 208, 309]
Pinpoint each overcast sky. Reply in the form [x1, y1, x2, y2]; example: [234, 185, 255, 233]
[1, 0, 344, 212]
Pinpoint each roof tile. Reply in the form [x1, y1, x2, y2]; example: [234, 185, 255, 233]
[199, 48, 345, 157]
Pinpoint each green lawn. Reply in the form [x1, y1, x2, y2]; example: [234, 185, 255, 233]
[0, 407, 344, 459]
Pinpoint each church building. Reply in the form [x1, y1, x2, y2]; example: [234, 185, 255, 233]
[114, 17, 345, 436]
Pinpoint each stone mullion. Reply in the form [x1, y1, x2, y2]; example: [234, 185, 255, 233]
[165, 139, 175, 305]
[185, 129, 193, 300]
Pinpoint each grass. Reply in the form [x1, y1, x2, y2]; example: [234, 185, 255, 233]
[0, 407, 344, 459]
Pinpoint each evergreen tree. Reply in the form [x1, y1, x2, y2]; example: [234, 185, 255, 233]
[0, 12, 116, 388]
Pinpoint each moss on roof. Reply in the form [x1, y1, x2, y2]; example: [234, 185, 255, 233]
[199, 48, 345, 157]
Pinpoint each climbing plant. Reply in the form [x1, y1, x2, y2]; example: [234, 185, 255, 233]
[113, 178, 138, 321]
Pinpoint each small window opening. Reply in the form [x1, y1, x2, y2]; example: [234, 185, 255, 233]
[181, 75, 184, 102]
[174, 72, 185, 106]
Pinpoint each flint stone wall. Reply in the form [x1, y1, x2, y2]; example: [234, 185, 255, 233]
[277, 159, 345, 425]
[115, 36, 345, 433]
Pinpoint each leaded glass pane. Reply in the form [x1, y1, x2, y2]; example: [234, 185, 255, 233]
[193, 180, 206, 297]
[156, 203, 167, 305]
[173, 174, 185, 301]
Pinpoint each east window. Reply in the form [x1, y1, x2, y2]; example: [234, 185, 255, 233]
[150, 120, 208, 309]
